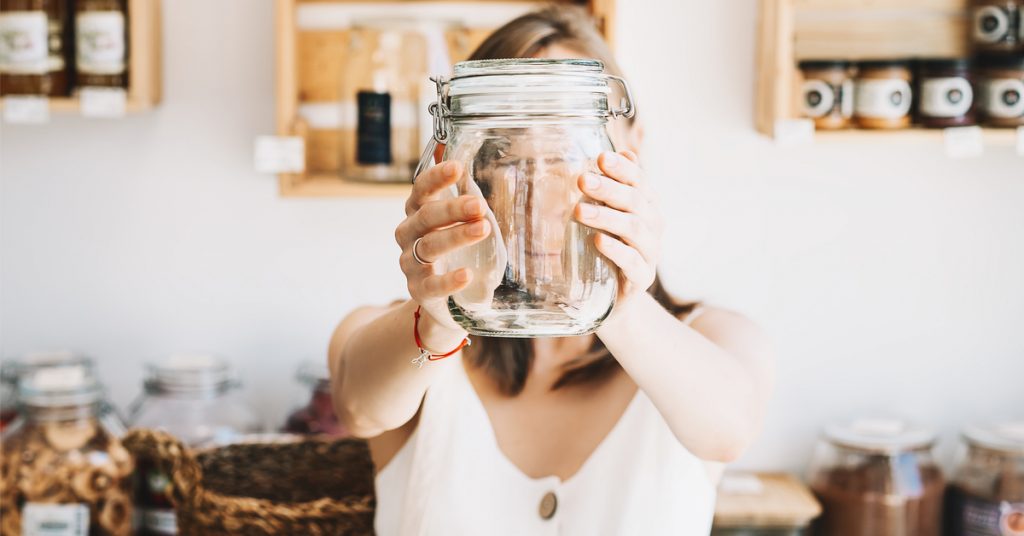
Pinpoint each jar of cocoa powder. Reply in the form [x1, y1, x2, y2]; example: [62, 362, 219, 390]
[944, 422, 1024, 536]
[978, 54, 1024, 127]
[798, 60, 854, 130]
[917, 58, 976, 128]
[854, 61, 915, 129]
[808, 419, 944, 536]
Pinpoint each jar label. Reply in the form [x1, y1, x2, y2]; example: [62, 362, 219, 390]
[0, 12, 49, 75]
[973, 6, 1016, 45]
[801, 79, 836, 118]
[855, 78, 912, 119]
[21, 503, 89, 536]
[357, 91, 393, 165]
[982, 78, 1024, 118]
[140, 508, 178, 534]
[948, 488, 1024, 536]
[921, 77, 974, 118]
[76, 11, 126, 75]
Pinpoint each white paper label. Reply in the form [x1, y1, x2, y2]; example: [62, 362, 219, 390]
[855, 78, 913, 120]
[973, 6, 1012, 44]
[140, 508, 178, 534]
[79, 86, 127, 117]
[921, 77, 973, 118]
[76, 11, 125, 75]
[982, 79, 1024, 119]
[944, 126, 985, 159]
[800, 79, 836, 118]
[1017, 127, 1024, 156]
[0, 12, 48, 74]
[22, 503, 89, 536]
[254, 136, 305, 173]
[773, 118, 815, 145]
[3, 95, 49, 124]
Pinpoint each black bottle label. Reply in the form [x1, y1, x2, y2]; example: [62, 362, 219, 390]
[357, 91, 392, 165]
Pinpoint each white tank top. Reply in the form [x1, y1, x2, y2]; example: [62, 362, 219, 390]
[374, 336, 718, 535]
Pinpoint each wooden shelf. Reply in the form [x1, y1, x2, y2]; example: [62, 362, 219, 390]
[274, 0, 616, 198]
[0, 0, 162, 114]
[813, 127, 1019, 145]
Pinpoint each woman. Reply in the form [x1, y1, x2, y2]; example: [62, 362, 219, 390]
[329, 6, 775, 535]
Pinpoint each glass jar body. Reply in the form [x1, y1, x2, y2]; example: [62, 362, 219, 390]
[441, 120, 618, 337]
[945, 435, 1024, 535]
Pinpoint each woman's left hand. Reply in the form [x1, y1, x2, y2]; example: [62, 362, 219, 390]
[574, 150, 663, 307]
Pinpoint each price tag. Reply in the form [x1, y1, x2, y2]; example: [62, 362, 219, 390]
[943, 126, 984, 159]
[1017, 127, 1024, 157]
[254, 136, 305, 174]
[22, 503, 89, 536]
[79, 87, 127, 118]
[2, 96, 50, 124]
[773, 119, 815, 146]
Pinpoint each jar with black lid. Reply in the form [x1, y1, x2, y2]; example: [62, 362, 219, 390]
[970, 0, 1022, 54]
[854, 60, 914, 129]
[977, 54, 1024, 127]
[798, 60, 854, 130]
[944, 422, 1024, 536]
[917, 58, 976, 128]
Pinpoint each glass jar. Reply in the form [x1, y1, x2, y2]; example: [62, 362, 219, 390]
[0, 365, 134, 536]
[978, 54, 1024, 127]
[128, 355, 261, 536]
[854, 60, 914, 129]
[282, 360, 346, 437]
[970, 0, 1022, 54]
[74, 0, 128, 89]
[945, 422, 1024, 536]
[798, 60, 854, 130]
[917, 58, 976, 128]
[421, 58, 634, 337]
[1, 351, 98, 431]
[808, 419, 944, 536]
[0, 0, 53, 96]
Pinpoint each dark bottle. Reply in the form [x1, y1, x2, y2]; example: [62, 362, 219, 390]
[75, 0, 127, 89]
[0, 0, 52, 95]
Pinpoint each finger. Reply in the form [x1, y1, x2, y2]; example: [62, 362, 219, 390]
[598, 151, 645, 188]
[395, 195, 487, 247]
[406, 161, 462, 216]
[575, 203, 657, 261]
[579, 172, 649, 214]
[595, 233, 654, 287]
[414, 220, 491, 264]
[419, 269, 473, 298]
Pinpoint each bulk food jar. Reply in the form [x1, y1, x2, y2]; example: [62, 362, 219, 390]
[282, 360, 345, 437]
[945, 422, 1024, 536]
[808, 419, 944, 536]
[128, 355, 260, 535]
[1, 351, 101, 431]
[421, 58, 635, 337]
[0, 365, 134, 536]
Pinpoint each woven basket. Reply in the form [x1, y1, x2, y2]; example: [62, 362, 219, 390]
[123, 429, 376, 536]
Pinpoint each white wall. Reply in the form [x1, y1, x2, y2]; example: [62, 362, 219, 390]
[1, 0, 1022, 473]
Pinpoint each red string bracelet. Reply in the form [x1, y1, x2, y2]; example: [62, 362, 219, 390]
[412, 306, 471, 368]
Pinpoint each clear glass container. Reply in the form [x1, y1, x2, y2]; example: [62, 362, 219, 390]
[0, 364, 134, 536]
[807, 419, 944, 536]
[1, 351, 98, 431]
[282, 360, 346, 437]
[945, 422, 1024, 535]
[128, 355, 261, 536]
[421, 58, 635, 337]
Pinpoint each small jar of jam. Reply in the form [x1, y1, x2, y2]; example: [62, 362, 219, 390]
[917, 58, 976, 128]
[978, 54, 1024, 127]
[970, 0, 1022, 54]
[798, 60, 854, 130]
[854, 60, 914, 129]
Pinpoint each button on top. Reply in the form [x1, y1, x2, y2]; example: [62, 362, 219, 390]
[539, 491, 558, 520]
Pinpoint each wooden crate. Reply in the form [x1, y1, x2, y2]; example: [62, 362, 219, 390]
[0, 0, 162, 113]
[755, 0, 1018, 145]
[275, 0, 617, 198]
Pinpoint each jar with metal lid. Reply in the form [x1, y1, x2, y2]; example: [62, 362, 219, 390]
[282, 360, 345, 437]
[917, 58, 976, 128]
[419, 58, 634, 337]
[1, 351, 101, 431]
[798, 60, 854, 130]
[0, 365, 134, 536]
[944, 422, 1024, 536]
[978, 54, 1024, 127]
[854, 60, 914, 129]
[971, 0, 1022, 54]
[128, 355, 261, 536]
[808, 419, 944, 536]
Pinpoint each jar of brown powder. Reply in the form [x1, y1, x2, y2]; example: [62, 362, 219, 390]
[944, 422, 1024, 536]
[808, 419, 944, 536]
[854, 61, 914, 129]
[798, 60, 854, 130]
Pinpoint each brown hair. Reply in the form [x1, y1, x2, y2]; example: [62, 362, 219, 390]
[465, 5, 698, 396]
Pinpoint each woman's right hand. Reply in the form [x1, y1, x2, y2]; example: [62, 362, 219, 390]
[395, 160, 492, 335]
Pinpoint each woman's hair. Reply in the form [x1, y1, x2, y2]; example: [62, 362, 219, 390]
[465, 5, 698, 396]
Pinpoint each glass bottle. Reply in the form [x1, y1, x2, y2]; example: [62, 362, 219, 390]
[74, 0, 127, 89]
[0, 0, 52, 96]
[282, 360, 346, 437]
[420, 58, 634, 337]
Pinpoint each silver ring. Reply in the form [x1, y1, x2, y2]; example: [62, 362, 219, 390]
[412, 237, 432, 266]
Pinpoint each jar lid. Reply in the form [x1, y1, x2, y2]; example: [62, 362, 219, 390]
[17, 365, 103, 407]
[296, 360, 330, 386]
[1, 351, 94, 386]
[964, 422, 1024, 454]
[976, 54, 1024, 71]
[857, 59, 912, 70]
[916, 57, 972, 70]
[824, 418, 937, 453]
[798, 59, 851, 70]
[146, 354, 234, 395]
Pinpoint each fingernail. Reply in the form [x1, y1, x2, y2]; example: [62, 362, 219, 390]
[455, 269, 470, 283]
[579, 204, 598, 220]
[583, 174, 601, 191]
[443, 161, 458, 178]
[468, 221, 487, 237]
[463, 197, 483, 215]
[603, 153, 621, 170]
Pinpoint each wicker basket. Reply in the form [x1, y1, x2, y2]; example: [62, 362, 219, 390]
[123, 429, 376, 536]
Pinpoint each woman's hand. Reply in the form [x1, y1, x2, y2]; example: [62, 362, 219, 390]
[396, 161, 492, 337]
[574, 151, 663, 308]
